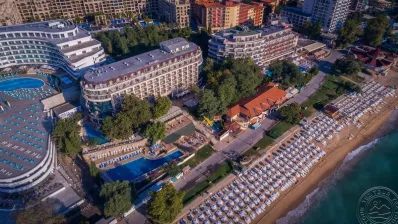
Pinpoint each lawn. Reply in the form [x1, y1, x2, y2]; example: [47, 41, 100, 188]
[302, 75, 347, 112]
[254, 135, 275, 149]
[183, 145, 214, 168]
[242, 135, 275, 158]
[268, 121, 295, 139]
[183, 161, 233, 205]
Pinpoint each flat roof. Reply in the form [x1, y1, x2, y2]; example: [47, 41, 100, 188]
[53, 101, 80, 116]
[0, 20, 77, 34]
[0, 75, 58, 179]
[83, 38, 199, 84]
[214, 25, 289, 40]
[282, 7, 311, 17]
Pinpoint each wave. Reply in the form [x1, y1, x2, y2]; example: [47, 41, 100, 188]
[276, 138, 381, 224]
[276, 188, 319, 224]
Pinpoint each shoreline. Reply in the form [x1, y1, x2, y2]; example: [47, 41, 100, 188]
[255, 100, 398, 224]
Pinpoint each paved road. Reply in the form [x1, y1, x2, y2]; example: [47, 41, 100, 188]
[123, 49, 345, 223]
[286, 49, 343, 105]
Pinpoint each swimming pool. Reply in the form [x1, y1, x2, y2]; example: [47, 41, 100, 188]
[105, 150, 183, 181]
[0, 78, 44, 92]
[84, 125, 109, 145]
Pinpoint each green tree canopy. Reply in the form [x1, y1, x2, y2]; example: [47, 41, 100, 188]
[300, 21, 322, 39]
[279, 103, 302, 124]
[147, 183, 185, 224]
[95, 25, 193, 58]
[53, 113, 83, 155]
[363, 14, 389, 47]
[269, 61, 305, 87]
[89, 161, 100, 178]
[333, 57, 362, 76]
[337, 15, 362, 48]
[153, 96, 172, 118]
[164, 162, 181, 177]
[100, 181, 132, 217]
[12, 200, 66, 224]
[102, 95, 152, 140]
[198, 89, 219, 118]
[144, 122, 166, 144]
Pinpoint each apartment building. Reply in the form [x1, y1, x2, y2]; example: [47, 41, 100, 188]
[81, 38, 203, 124]
[12, 0, 156, 24]
[281, 0, 350, 33]
[0, 0, 23, 26]
[208, 24, 298, 67]
[193, 0, 264, 33]
[0, 20, 106, 78]
[281, 7, 311, 28]
[159, 0, 190, 28]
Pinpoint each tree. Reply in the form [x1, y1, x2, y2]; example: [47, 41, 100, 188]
[229, 58, 262, 99]
[337, 15, 362, 48]
[147, 183, 184, 224]
[153, 96, 172, 118]
[333, 57, 361, 76]
[122, 95, 152, 129]
[279, 103, 302, 124]
[53, 113, 83, 155]
[101, 116, 117, 140]
[269, 61, 283, 80]
[13, 201, 66, 224]
[189, 84, 201, 97]
[144, 122, 166, 144]
[198, 90, 219, 118]
[270, 61, 305, 87]
[164, 162, 181, 177]
[89, 161, 100, 178]
[363, 15, 389, 47]
[100, 181, 132, 217]
[87, 138, 101, 147]
[102, 95, 152, 140]
[300, 21, 322, 39]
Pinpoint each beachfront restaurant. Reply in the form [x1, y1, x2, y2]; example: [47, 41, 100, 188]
[226, 83, 287, 127]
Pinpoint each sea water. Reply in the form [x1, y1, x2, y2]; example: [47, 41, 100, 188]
[277, 131, 398, 224]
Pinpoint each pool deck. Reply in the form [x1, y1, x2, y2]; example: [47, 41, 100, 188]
[99, 147, 186, 171]
[0, 74, 58, 179]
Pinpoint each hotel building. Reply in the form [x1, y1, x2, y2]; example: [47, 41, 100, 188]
[193, 0, 264, 33]
[281, 0, 350, 32]
[8, 0, 156, 25]
[208, 24, 298, 67]
[159, 0, 190, 28]
[0, 20, 106, 79]
[81, 38, 202, 124]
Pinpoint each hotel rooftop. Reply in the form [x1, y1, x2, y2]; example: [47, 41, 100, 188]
[212, 25, 287, 40]
[83, 38, 199, 84]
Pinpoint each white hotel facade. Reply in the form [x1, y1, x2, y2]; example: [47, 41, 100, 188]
[0, 20, 106, 78]
[81, 38, 203, 124]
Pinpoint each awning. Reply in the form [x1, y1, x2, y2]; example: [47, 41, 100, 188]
[304, 42, 326, 52]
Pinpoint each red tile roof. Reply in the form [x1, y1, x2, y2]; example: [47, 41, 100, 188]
[226, 83, 287, 119]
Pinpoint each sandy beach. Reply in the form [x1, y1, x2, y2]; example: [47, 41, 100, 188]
[255, 97, 398, 224]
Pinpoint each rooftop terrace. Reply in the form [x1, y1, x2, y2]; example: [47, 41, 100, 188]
[0, 74, 57, 179]
[0, 20, 77, 34]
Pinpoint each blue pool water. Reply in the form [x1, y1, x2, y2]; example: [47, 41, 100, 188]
[84, 125, 109, 145]
[106, 150, 184, 181]
[0, 78, 44, 91]
[264, 70, 273, 77]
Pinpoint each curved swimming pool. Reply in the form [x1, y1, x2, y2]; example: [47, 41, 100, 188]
[105, 150, 184, 181]
[0, 78, 44, 92]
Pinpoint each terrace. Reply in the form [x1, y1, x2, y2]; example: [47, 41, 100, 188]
[0, 73, 57, 181]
